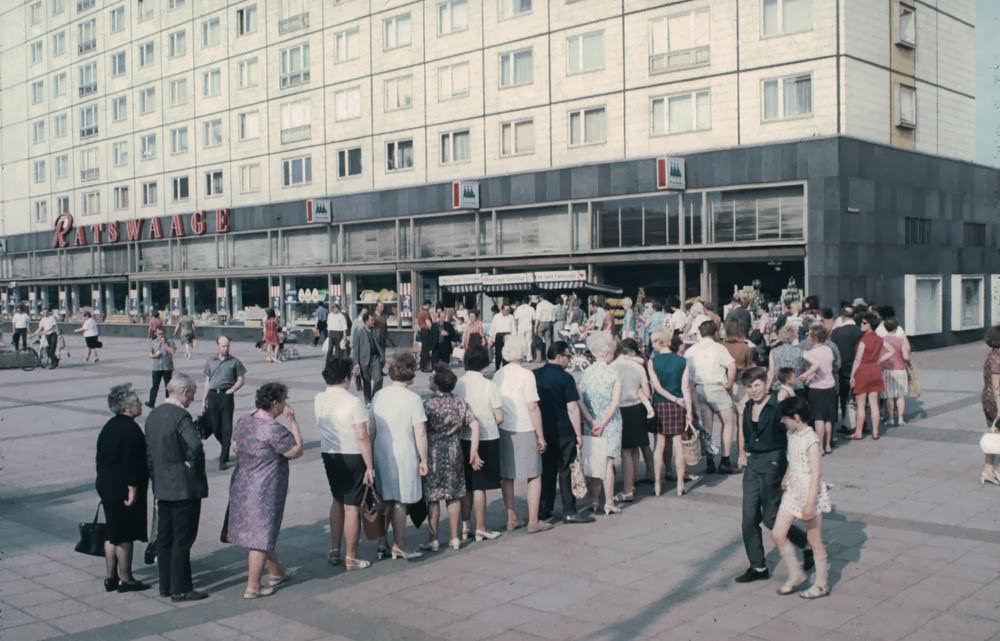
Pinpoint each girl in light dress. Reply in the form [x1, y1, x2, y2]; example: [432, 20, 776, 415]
[772, 396, 832, 599]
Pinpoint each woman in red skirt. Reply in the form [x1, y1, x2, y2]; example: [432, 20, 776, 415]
[849, 314, 895, 440]
[647, 330, 699, 496]
[263, 308, 280, 363]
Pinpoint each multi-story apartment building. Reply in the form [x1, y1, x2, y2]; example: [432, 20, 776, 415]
[0, 0, 995, 345]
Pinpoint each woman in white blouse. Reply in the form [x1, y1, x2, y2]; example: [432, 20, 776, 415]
[73, 310, 100, 362]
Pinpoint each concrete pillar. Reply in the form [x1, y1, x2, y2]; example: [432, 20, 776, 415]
[183, 281, 194, 314]
[699, 260, 718, 305]
[39, 287, 49, 311]
[678, 260, 686, 302]
[105, 285, 113, 316]
[700, 260, 710, 302]
[68, 286, 78, 313]
[230, 278, 242, 317]
[281, 275, 291, 321]
[142, 283, 152, 315]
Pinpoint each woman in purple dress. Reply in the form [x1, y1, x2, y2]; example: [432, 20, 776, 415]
[227, 383, 304, 599]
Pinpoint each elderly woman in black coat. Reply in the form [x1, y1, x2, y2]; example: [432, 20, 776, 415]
[96, 383, 151, 593]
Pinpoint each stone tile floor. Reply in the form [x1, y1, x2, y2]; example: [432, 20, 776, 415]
[0, 337, 998, 641]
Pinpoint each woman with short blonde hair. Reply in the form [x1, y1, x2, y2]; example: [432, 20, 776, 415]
[577, 332, 624, 514]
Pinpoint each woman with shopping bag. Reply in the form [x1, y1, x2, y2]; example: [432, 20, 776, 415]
[576, 332, 624, 515]
[647, 330, 699, 496]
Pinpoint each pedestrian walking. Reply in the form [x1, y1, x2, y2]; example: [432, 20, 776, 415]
[577, 332, 624, 515]
[174, 308, 196, 360]
[513, 300, 535, 352]
[849, 315, 895, 440]
[11, 304, 29, 350]
[351, 310, 385, 405]
[325, 304, 349, 361]
[31, 307, 60, 368]
[227, 383, 304, 599]
[147, 326, 176, 408]
[202, 336, 247, 470]
[489, 304, 515, 371]
[734, 367, 813, 585]
[314, 303, 329, 348]
[96, 383, 150, 593]
[74, 310, 101, 362]
[535, 296, 556, 354]
[263, 309, 280, 364]
[145, 373, 208, 602]
[147, 311, 162, 340]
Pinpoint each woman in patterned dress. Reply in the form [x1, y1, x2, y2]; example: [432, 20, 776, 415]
[227, 383, 304, 599]
[647, 330, 698, 497]
[420, 364, 481, 552]
[262, 309, 280, 363]
[772, 396, 831, 599]
[979, 326, 1000, 485]
[577, 331, 624, 515]
[766, 324, 804, 395]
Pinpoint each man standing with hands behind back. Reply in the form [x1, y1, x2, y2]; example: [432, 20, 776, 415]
[351, 310, 385, 405]
[202, 336, 246, 471]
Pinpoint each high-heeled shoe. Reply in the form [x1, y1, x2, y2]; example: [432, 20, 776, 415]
[980, 471, 1000, 485]
[603, 505, 622, 515]
[104, 577, 119, 592]
[448, 538, 461, 551]
[419, 540, 439, 552]
[475, 529, 501, 542]
[391, 545, 422, 560]
[344, 557, 371, 571]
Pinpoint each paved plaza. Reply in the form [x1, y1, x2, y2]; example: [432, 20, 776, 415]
[0, 336, 998, 641]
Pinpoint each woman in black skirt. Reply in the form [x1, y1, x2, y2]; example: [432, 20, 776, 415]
[613, 339, 656, 501]
[95, 384, 150, 593]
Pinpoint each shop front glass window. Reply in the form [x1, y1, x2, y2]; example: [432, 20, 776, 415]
[346, 222, 396, 263]
[232, 233, 270, 268]
[961, 277, 983, 329]
[283, 228, 328, 265]
[497, 205, 569, 255]
[415, 214, 476, 258]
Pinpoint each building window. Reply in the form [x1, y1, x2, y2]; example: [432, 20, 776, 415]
[280, 100, 311, 143]
[568, 106, 606, 146]
[499, 0, 531, 20]
[905, 216, 931, 245]
[440, 129, 471, 164]
[109, 6, 124, 33]
[78, 19, 96, 52]
[964, 223, 987, 247]
[34, 200, 48, 224]
[238, 111, 259, 141]
[282, 156, 312, 187]
[53, 72, 67, 97]
[438, 0, 468, 35]
[337, 147, 362, 178]
[113, 185, 129, 210]
[762, 74, 812, 121]
[762, 0, 811, 37]
[53, 112, 68, 137]
[111, 51, 126, 76]
[169, 78, 187, 106]
[140, 133, 157, 160]
[238, 57, 258, 88]
[112, 140, 128, 166]
[652, 90, 711, 135]
[897, 84, 916, 128]
[79, 62, 97, 96]
[383, 13, 412, 50]
[567, 31, 604, 75]
[33, 120, 46, 144]
[33, 160, 46, 183]
[57, 195, 70, 213]
[141, 181, 157, 207]
[501, 119, 534, 157]
[710, 186, 804, 243]
[499, 48, 533, 88]
[649, 9, 710, 74]
[334, 28, 359, 62]
[335, 87, 361, 121]
[172, 175, 189, 201]
[53, 31, 66, 56]
[278, 0, 308, 33]
[137, 0, 153, 22]
[53, 0, 66, 16]
[31, 81, 45, 104]
[280, 44, 310, 88]
[386, 139, 414, 172]
[138, 86, 156, 114]
[82, 191, 100, 216]
[79, 104, 98, 138]
[203, 119, 223, 147]
[138, 41, 154, 68]
[170, 126, 189, 154]
[438, 62, 470, 100]
[203, 68, 221, 97]
[168, 30, 186, 58]
[168, 0, 185, 9]
[202, 17, 221, 48]
[953, 275, 984, 330]
[31, 41, 43, 65]
[239, 163, 260, 193]
[79, 147, 98, 181]
[237, 5, 257, 35]
[898, 3, 915, 47]
[905, 275, 941, 335]
[112, 95, 127, 121]
[205, 170, 223, 196]
[30, 1, 42, 24]
[384, 76, 413, 112]
[55, 155, 68, 179]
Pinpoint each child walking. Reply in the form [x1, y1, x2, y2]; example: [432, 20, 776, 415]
[773, 396, 831, 598]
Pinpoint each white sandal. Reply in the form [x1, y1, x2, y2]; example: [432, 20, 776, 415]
[243, 586, 276, 599]
[799, 584, 829, 599]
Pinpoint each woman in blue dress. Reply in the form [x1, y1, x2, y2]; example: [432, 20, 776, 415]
[577, 331, 624, 515]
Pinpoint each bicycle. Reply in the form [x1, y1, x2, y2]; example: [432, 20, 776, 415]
[0, 341, 40, 371]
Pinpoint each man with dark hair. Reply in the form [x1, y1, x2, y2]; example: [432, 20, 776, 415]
[351, 311, 385, 404]
[314, 303, 329, 347]
[416, 301, 433, 372]
[725, 294, 752, 341]
[534, 341, 593, 524]
[326, 304, 349, 360]
[735, 367, 812, 584]
[684, 320, 738, 474]
[830, 307, 861, 431]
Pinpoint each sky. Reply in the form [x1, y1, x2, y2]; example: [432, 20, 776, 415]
[977, 0, 1000, 167]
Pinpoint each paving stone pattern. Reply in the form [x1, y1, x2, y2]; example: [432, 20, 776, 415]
[0, 337, 998, 641]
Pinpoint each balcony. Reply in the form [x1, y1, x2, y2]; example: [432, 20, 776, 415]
[77, 0, 95, 12]
[81, 168, 99, 182]
[278, 12, 308, 35]
[78, 39, 96, 54]
[280, 125, 311, 144]
[79, 83, 97, 97]
[279, 70, 310, 89]
[649, 46, 710, 74]
[80, 125, 98, 139]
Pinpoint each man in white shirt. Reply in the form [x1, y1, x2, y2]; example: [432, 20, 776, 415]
[685, 320, 738, 474]
[11, 305, 29, 350]
[513, 300, 535, 348]
[489, 304, 515, 371]
[325, 304, 349, 360]
[534, 297, 556, 355]
[31, 307, 60, 368]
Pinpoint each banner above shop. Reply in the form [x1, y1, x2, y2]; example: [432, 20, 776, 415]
[442, 271, 621, 296]
[656, 156, 686, 190]
[452, 181, 480, 209]
[51, 210, 232, 248]
[306, 199, 332, 223]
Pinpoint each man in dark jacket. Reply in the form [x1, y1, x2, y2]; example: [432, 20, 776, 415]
[351, 310, 385, 404]
[145, 373, 208, 602]
[724, 294, 752, 340]
[830, 307, 862, 431]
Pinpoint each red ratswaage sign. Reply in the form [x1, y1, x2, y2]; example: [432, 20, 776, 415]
[51, 209, 231, 249]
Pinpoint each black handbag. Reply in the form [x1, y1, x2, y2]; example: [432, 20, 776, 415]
[408, 497, 428, 529]
[194, 413, 212, 440]
[74, 502, 108, 557]
[220, 502, 231, 544]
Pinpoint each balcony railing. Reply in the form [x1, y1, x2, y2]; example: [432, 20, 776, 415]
[78, 39, 96, 54]
[81, 168, 99, 182]
[279, 70, 310, 89]
[80, 125, 98, 138]
[278, 12, 308, 35]
[649, 46, 710, 74]
[79, 83, 97, 97]
[77, 0, 95, 13]
[280, 125, 311, 144]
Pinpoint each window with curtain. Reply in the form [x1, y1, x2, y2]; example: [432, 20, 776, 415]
[346, 223, 396, 262]
[763, 74, 811, 121]
[440, 130, 471, 164]
[649, 8, 710, 73]
[335, 87, 361, 120]
[415, 215, 476, 258]
[567, 31, 604, 74]
[498, 206, 570, 255]
[762, 0, 810, 36]
[710, 186, 803, 243]
[569, 107, 606, 146]
[499, 49, 533, 87]
[652, 90, 711, 135]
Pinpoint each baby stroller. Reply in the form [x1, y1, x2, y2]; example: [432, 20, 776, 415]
[558, 323, 593, 373]
[278, 327, 301, 362]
